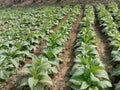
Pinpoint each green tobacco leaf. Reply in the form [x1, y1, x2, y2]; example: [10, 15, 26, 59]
[111, 51, 120, 62]
[89, 86, 99, 90]
[38, 63, 51, 72]
[10, 59, 19, 68]
[70, 75, 84, 86]
[112, 67, 120, 76]
[84, 67, 90, 80]
[35, 84, 44, 90]
[80, 81, 89, 89]
[16, 76, 28, 88]
[39, 73, 53, 85]
[71, 84, 81, 90]
[77, 55, 89, 65]
[28, 77, 36, 90]
[95, 70, 110, 80]
[0, 70, 9, 80]
[90, 73, 100, 82]
[70, 65, 84, 77]
[91, 66, 104, 73]
[99, 80, 112, 88]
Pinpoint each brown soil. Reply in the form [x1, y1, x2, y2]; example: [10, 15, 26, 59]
[48, 10, 83, 90]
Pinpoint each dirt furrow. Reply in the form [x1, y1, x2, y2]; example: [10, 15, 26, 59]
[48, 10, 83, 90]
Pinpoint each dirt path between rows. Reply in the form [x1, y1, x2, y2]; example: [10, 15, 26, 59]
[48, 10, 83, 90]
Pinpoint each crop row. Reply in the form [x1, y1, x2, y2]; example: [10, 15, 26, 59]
[108, 2, 120, 29]
[0, 6, 70, 52]
[17, 5, 81, 90]
[0, 6, 72, 88]
[1, 3, 120, 90]
[70, 5, 112, 90]
[96, 3, 120, 90]
[0, 5, 81, 89]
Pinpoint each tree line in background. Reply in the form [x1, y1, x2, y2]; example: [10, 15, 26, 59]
[0, 0, 118, 8]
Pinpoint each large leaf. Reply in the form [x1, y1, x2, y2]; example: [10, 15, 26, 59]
[99, 80, 112, 88]
[39, 73, 53, 85]
[80, 81, 89, 89]
[28, 77, 36, 90]
[89, 86, 99, 90]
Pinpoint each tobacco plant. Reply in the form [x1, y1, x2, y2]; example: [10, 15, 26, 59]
[70, 5, 112, 90]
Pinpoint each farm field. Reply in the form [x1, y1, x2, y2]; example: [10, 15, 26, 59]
[0, 2, 120, 90]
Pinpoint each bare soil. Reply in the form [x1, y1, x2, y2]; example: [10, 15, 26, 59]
[47, 10, 83, 90]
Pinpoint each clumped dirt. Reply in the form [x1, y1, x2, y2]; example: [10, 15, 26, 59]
[47, 10, 83, 90]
